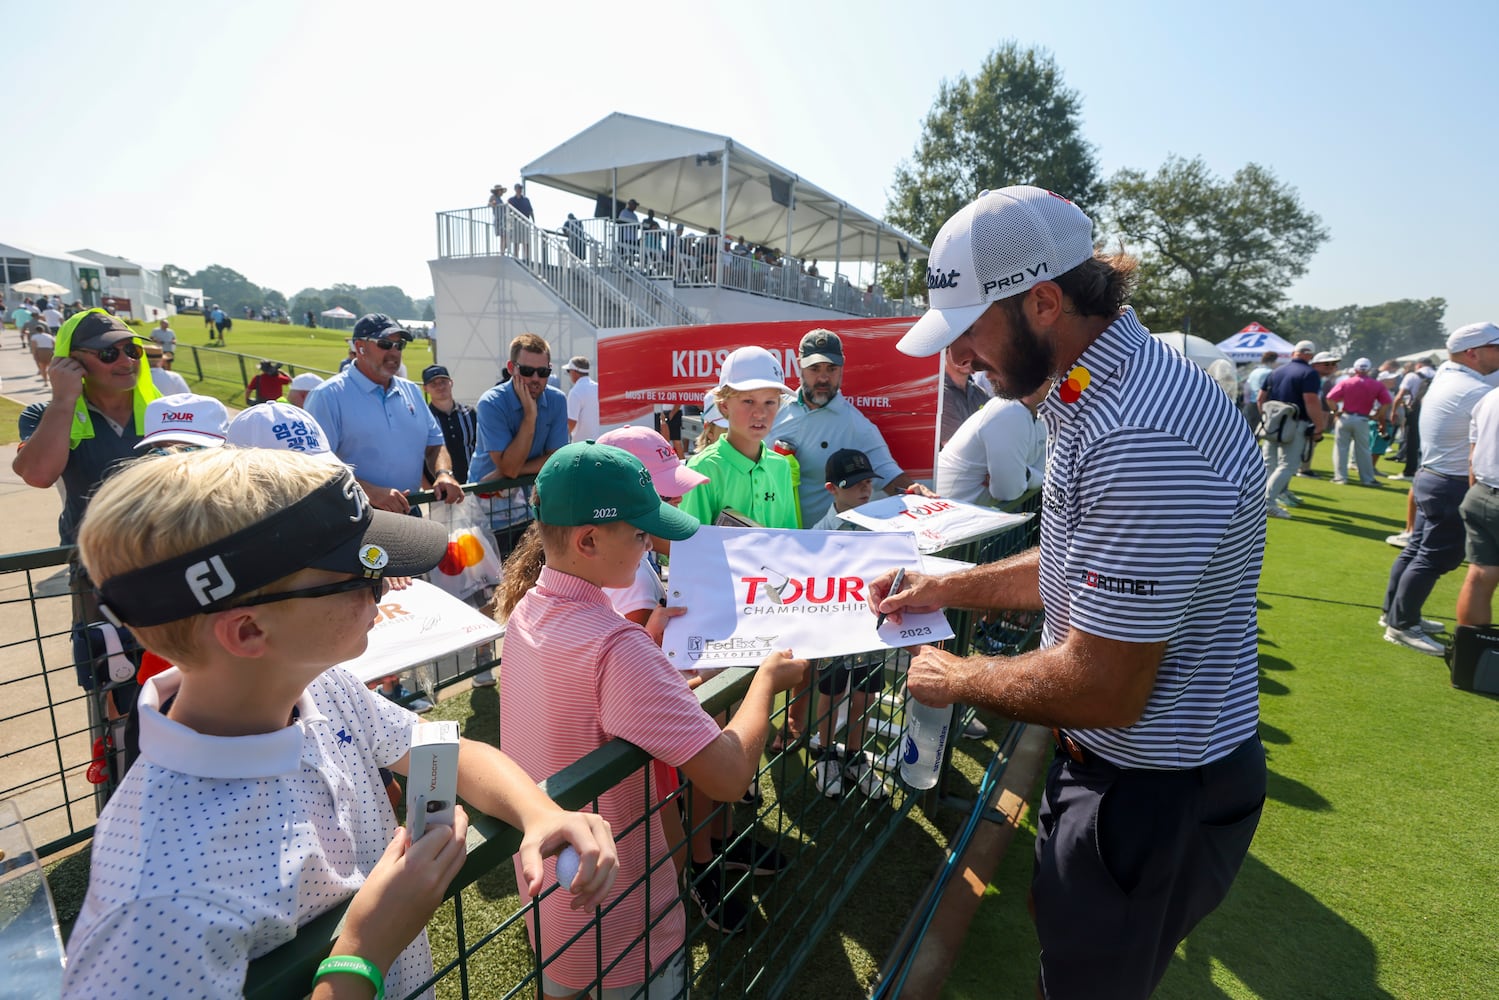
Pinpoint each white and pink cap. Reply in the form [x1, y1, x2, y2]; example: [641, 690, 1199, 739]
[898, 185, 1095, 358]
[134, 393, 230, 450]
[596, 425, 708, 498]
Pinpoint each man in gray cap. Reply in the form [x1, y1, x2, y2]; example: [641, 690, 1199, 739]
[772, 327, 935, 527]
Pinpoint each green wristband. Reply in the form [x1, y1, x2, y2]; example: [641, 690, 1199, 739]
[314, 955, 384, 1000]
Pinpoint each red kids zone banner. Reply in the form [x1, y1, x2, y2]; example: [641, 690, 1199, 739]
[598, 317, 940, 479]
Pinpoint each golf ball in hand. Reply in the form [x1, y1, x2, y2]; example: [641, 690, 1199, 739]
[556, 845, 581, 892]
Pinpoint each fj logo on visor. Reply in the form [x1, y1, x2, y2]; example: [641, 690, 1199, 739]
[186, 555, 235, 606]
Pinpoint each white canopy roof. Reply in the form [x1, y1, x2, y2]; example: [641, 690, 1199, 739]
[321, 306, 356, 319]
[522, 113, 926, 264]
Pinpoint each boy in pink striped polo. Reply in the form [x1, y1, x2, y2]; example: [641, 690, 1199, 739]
[496, 441, 808, 999]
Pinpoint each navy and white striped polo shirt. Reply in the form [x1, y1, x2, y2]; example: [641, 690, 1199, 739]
[1037, 309, 1265, 769]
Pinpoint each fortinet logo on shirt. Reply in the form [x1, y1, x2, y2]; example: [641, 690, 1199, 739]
[1082, 570, 1159, 596]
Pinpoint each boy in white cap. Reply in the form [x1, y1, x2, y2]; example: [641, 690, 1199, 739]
[681, 346, 801, 529]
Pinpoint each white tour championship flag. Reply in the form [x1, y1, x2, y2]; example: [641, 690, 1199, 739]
[662, 525, 954, 667]
[336, 579, 504, 684]
[837, 494, 1031, 553]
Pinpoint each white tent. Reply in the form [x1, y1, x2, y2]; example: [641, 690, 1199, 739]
[1154, 332, 1238, 398]
[521, 113, 926, 265]
[1396, 347, 1447, 364]
[320, 305, 356, 330]
[1216, 323, 1296, 363]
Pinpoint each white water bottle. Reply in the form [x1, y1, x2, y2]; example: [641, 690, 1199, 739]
[899, 697, 952, 790]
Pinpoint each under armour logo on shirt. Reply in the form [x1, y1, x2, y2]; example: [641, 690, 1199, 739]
[763, 492, 776, 503]
[336, 728, 354, 745]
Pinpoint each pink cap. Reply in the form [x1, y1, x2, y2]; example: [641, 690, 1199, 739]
[596, 425, 708, 498]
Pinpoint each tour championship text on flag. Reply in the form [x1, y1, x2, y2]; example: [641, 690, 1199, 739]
[662, 526, 953, 668]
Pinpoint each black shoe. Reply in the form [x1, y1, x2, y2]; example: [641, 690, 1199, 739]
[690, 864, 751, 934]
[714, 836, 789, 875]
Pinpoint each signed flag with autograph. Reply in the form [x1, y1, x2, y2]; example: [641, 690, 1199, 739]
[836, 494, 1031, 553]
[336, 580, 504, 684]
[662, 526, 954, 667]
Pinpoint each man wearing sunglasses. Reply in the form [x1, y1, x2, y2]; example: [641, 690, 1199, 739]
[469, 332, 570, 555]
[14, 310, 157, 549]
[304, 313, 463, 514]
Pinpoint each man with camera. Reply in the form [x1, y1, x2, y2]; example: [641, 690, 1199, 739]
[244, 359, 292, 405]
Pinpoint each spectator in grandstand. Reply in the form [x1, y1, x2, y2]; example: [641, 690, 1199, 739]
[62, 448, 617, 1000]
[508, 182, 534, 221]
[421, 364, 476, 486]
[1383, 323, 1499, 654]
[936, 381, 1050, 506]
[144, 342, 190, 395]
[489, 183, 506, 235]
[286, 371, 323, 408]
[469, 332, 569, 555]
[563, 355, 599, 443]
[304, 313, 463, 514]
[941, 347, 992, 446]
[492, 441, 808, 970]
[875, 186, 1266, 1000]
[772, 328, 936, 527]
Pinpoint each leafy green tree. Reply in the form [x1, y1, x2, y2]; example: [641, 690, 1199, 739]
[160, 263, 192, 290]
[1278, 298, 1446, 362]
[1105, 156, 1328, 337]
[420, 298, 435, 322]
[326, 291, 364, 316]
[262, 288, 288, 311]
[291, 294, 326, 323]
[190, 264, 265, 315]
[359, 285, 417, 319]
[883, 41, 1104, 299]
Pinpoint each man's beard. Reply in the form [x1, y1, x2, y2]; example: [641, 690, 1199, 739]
[985, 306, 1055, 400]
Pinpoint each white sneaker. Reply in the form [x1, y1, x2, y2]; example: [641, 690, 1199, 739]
[1385, 531, 1412, 548]
[409, 697, 435, 714]
[1267, 505, 1292, 520]
[1383, 625, 1444, 657]
[471, 670, 497, 688]
[814, 757, 843, 798]
[1379, 614, 1446, 634]
[843, 754, 892, 800]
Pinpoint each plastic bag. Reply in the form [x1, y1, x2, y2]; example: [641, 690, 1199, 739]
[426, 500, 503, 600]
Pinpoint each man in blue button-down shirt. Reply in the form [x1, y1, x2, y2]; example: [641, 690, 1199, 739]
[305, 313, 463, 513]
[469, 332, 570, 553]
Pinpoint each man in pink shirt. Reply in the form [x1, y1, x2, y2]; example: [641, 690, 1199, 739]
[496, 441, 809, 998]
[1327, 357, 1393, 486]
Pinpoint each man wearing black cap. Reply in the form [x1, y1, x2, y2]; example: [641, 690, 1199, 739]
[14, 309, 157, 547]
[772, 327, 936, 527]
[304, 313, 464, 513]
[421, 364, 476, 486]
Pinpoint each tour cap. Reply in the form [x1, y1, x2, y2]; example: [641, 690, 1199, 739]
[717, 345, 788, 392]
[898, 186, 1095, 358]
[531, 442, 700, 540]
[135, 394, 230, 450]
[596, 425, 708, 498]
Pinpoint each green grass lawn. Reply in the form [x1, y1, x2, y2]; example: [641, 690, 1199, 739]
[0, 397, 23, 445]
[124, 317, 437, 410]
[943, 455, 1499, 999]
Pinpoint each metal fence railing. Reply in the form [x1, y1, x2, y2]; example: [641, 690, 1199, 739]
[16, 479, 1041, 997]
[436, 205, 915, 322]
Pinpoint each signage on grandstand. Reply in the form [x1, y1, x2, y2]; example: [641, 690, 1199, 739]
[598, 317, 940, 478]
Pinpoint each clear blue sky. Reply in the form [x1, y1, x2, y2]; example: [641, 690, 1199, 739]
[3, 0, 1493, 336]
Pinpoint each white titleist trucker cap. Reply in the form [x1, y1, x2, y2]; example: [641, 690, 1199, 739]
[898, 185, 1095, 358]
